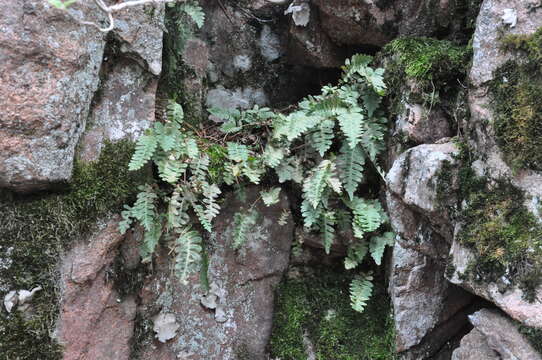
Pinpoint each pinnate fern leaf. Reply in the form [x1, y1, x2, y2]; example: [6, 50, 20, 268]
[261, 187, 281, 206]
[129, 134, 158, 170]
[350, 197, 386, 238]
[344, 241, 368, 270]
[338, 110, 364, 149]
[369, 231, 395, 265]
[319, 211, 336, 254]
[303, 160, 333, 208]
[350, 272, 374, 313]
[232, 210, 258, 250]
[175, 230, 203, 285]
[227, 142, 249, 162]
[131, 185, 158, 232]
[310, 119, 334, 156]
[337, 143, 365, 200]
[181, 2, 205, 28]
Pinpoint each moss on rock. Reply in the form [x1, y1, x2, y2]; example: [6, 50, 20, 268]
[0, 140, 146, 359]
[490, 28, 542, 171]
[269, 267, 396, 360]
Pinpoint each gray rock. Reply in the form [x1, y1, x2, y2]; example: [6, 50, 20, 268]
[394, 103, 452, 145]
[469, 308, 542, 360]
[259, 25, 283, 61]
[137, 187, 294, 360]
[206, 86, 268, 118]
[451, 329, 499, 360]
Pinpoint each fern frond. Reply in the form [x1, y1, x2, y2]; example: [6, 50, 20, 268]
[227, 142, 249, 162]
[180, 1, 205, 28]
[184, 138, 199, 158]
[344, 241, 368, 270]
[129, 134, 158, 170]
[193, 204, 212, 232]
[349, 197, 386, 238]
[131, 185, 158, 232]
[337, 143, 365, 200]
[319, 211, 336, 254]
[301, 198, 322, 229]
[262, 144, 284, 168]
[202, 183, 221, 224]
[190, 155, 210, 182]
[242, 162, 265, 184]
[350, 272, 374, 313]
[369, 231, 395, 265]
[175, 230, 203, 285]
[167, 187, 190, 231]
[232, 210, 258, 250]
[275, 156, 303, 184]
[119, 205, 134, 234]
[310, 119, 334, 156]
[338, 110, 364, 149]
[342, 54, 373, 80]
[167, 100, 184, 124]
[140, 220, 162, 263]
[261, 187, 281, 206]
[303, 160, 333, 208]
[273, 111, 318, 141]
[158, 158, 187, 184]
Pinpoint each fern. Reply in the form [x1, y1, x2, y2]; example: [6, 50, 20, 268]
[180, 1, 205, 28]
[338, 110, 364, 149]
[344, 241, 368, 270]
[303, 160, 333, 208]
[129, 134, 158, 170]
[350, 273, 374, 313]
[158, 158, 187, 184]
[129, 185, 157, 232]
[232, 210, 258, 250]
[175, 230, 203, 285]
[311, 119, 335, 156]
[319, 211, 336, 254]
[301, 198, 322, 229]
[276, 156, 303, 184]
[263, 144, 284, 168]
[167, 100, 184, 124]
[349, 197, 386, 238]
[202, 183, 221, 225]
[167, 187, 190, 231]
[337, 144, 365, 200]
[273, 111, 318, 141]
[140, 221, 162, 263]
[369, 232, 395, 265]
[190, 154, 210, 183]
[227, 142, 249, 162]
[261, 187, 281, 206]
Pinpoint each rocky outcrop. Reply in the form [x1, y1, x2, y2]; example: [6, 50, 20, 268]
[0, 1, 163, 191]
[453, 309, 541, 360]
[56, 219, 138, 360]
[136, 188, 294, 360]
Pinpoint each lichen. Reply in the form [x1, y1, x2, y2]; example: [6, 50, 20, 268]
[269, 266, 396, 360]
[490, 28, 542, 171]
[0, 140, 147, 359]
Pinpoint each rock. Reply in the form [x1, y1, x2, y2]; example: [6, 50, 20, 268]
[56, 219, 137, 360]
[468, 308, 542, 360]
[259, 25, 283, 62]
[206, 86, 268, 117]
[0, 1, 105, 191]
[394, 103, 452, 145]
[386, 143, 459, 240]
[137, 187, 294, 360]
[153, 313, 180, 343]
[112, 4, 165, 75]
[3, 291, 17, 313]
[78, 58, 158, 162]
[451, 329, 499, 360]
[447, 240, 542, 329]
[389, 240, 473, 354]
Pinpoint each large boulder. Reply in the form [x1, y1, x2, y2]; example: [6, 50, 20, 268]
[0, 1, 105, 191]
[136, 188, 294, 360]
[56, 219, 139, 360]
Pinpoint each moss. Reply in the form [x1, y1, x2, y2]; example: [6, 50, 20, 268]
[0, 140, 147, 359]
[490, 28, 542, 171]
[384, 37, 470, 85]
[269, 267, 396, 360]
[518, 323, 542, 354]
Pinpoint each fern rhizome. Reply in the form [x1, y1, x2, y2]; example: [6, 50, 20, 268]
[120, 54, 395, 312]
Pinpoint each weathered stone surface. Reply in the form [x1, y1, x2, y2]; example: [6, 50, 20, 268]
[451, 328, 499, 360]
[468, 0, 542, 197]
[57, 219, 137, 360]
[394, 103, 452, 145]
[386, 143, 459, 240]
[389, 240, 472, 353]
[468, 308, 542, 360]
[447, 240, 542, 329]
[0, 1, 164, 191]
[0, 1, 105, 191]
[112, 4, 165, 75]
[78, 58, 158, 162]
[137, 187, 294, 360]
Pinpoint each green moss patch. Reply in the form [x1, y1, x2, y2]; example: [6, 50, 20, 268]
[0, 140, 146, 359]
[490, 28, 542, 171]
[269, 267, 396, 360]
[384, 37, 470, 85]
